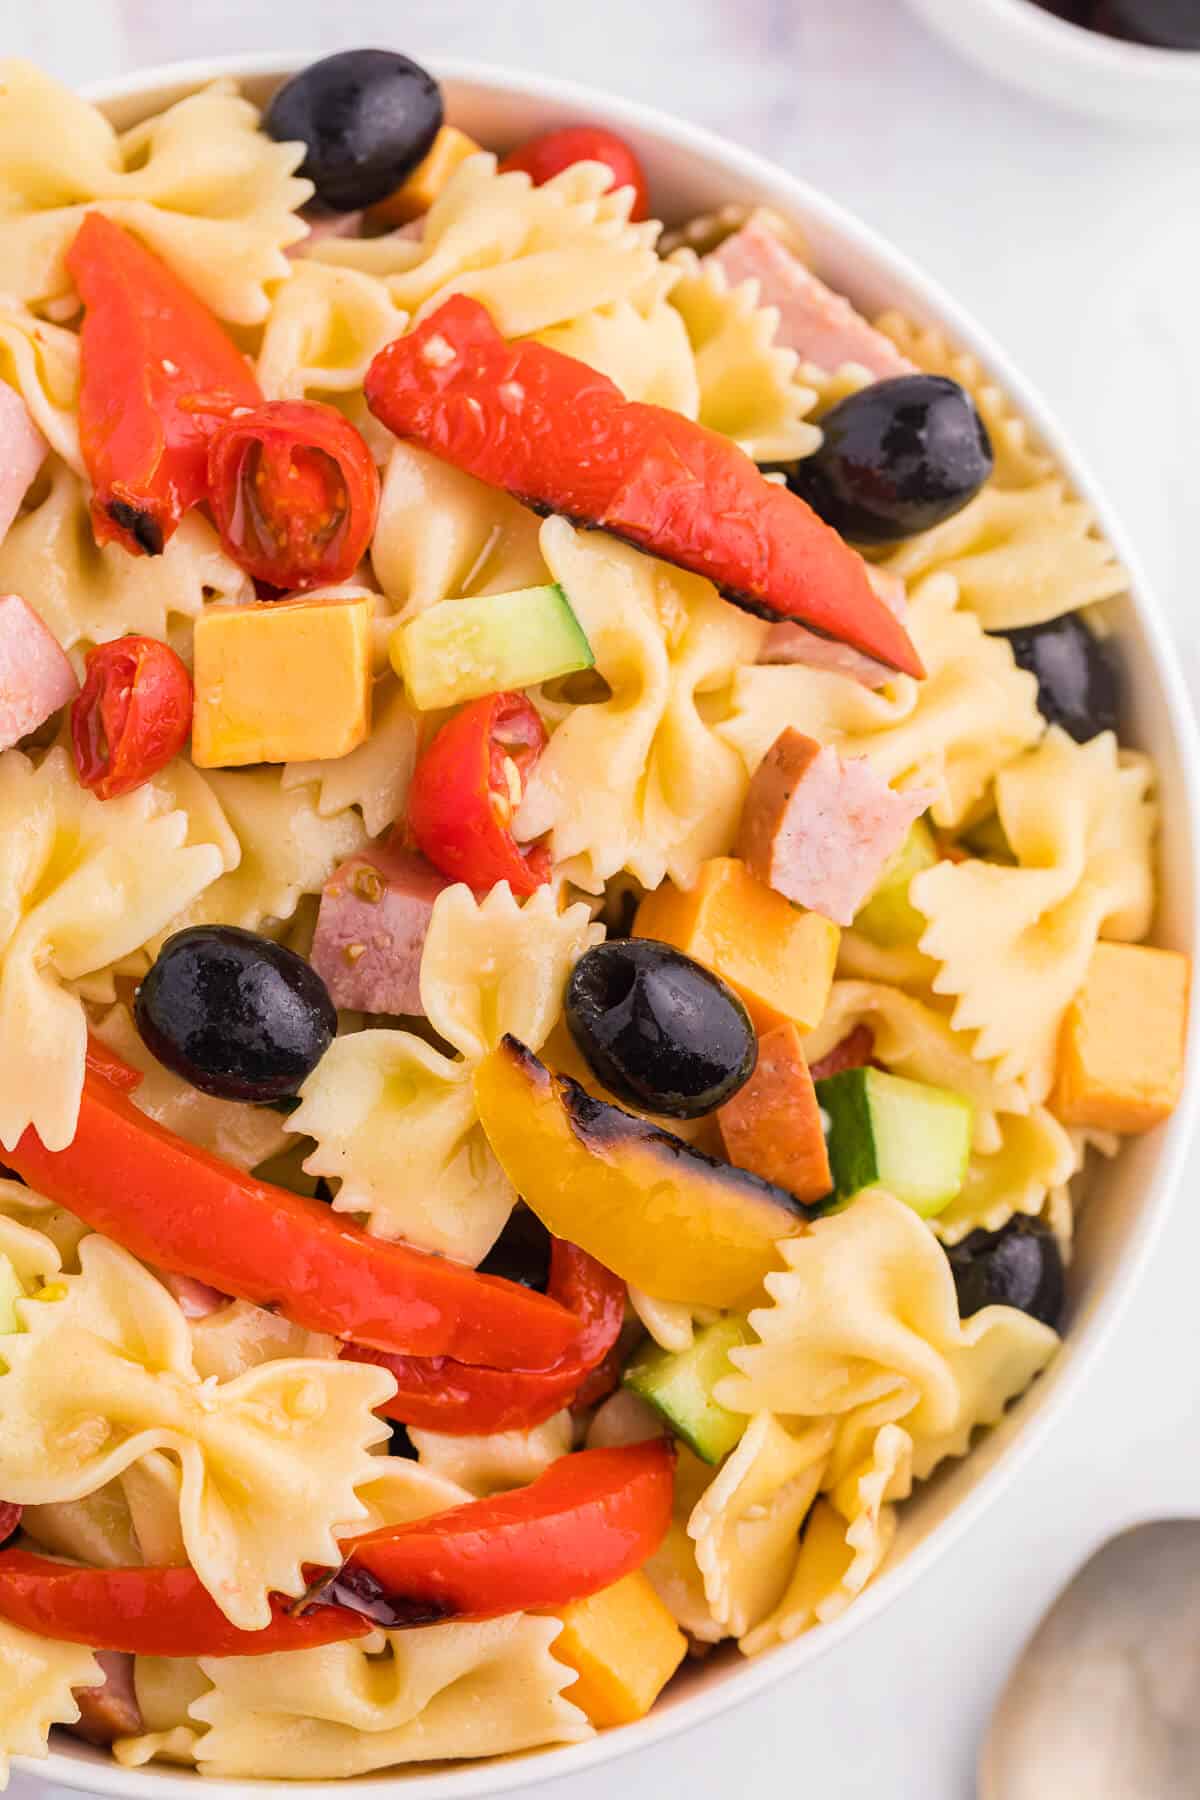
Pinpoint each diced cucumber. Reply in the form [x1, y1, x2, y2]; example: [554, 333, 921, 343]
[624, 1315, 751, 1464]
[961, 812, 1016, 864]
[391, 583, 593, 711]
[815, 1066, 972, 1219]
[0, 1254, 24, 1335]
[852, 817, 939, 949]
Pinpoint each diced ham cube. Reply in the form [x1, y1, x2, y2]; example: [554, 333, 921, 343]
[707, 220, 916, 380]
[0, 593, 78, 751]
[761, 566, 909, 689]
[70, 1651, 143, 1747]
[736, 727, 928, 927]
[310, 840, 448, 1016]
[288, 209, 365, 255]
[159, 1271, 228, 1319]
[0, 384, 47, 544]
[718, 1022, 832, 1202]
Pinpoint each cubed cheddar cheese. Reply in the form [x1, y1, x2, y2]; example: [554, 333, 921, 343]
[367, 126, 483, 227]
[1054, 941, 1190, 1134]
[192, 593, 373, 769]
[551, 1571, 686, 1728]
[634, 857, 840, 1034]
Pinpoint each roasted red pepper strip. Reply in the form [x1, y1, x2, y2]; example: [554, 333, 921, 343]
[365, 297, 923, 678]
[0, 1552, 368, 1657]
[65, 212, 262, 557]
[407, 691, 551, 895]
[6, 1067, 576, 1367]
[205, 398, 381, 591]
[334, 1442, 674, 1622]
[346, 1240, 626, 1434]
[84, 1034, 143, 1095]
[71, 636, 193, 801]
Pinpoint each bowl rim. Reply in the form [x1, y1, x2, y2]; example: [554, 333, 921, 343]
[23, 45, 1200, 1800]
[910, 0, 1200, 79]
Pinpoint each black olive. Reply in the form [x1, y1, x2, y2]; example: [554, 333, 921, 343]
[477, 1206, 553, 1293]
[135, 926, 336, 1103]
[264, 50, 443, 213]
[388, 1422, 420, 1460]
[1062, 0, 1200, 46]
[944, 1217, 1065, 1329]
[994, 614, 1120, 744]
[566, 940, 756, 1120]
[786, 375, 994, 545]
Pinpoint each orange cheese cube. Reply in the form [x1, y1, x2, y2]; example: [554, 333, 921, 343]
[634, 857, 840, 1033]
[367, 126, 482, 227]
[551, 1571, 686, 1728]
[718, 1021, 832, 1200]
[192, 593, 373, 769]
[1054, 941, 1190, 1134]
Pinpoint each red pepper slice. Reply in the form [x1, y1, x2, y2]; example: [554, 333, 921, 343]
[84, 1034, 143, 1095]
[408, 692, 551, 895]
[500, 125, 650, 222]
[65, 213, 262, 557]
[365, 297, 924, 679]
[70, 636, 193, 801]
[0, 1552, 369, 1657]
[5, 1066, 576, 1368]
[336, 1441, 675, 1622]
[346, 1240, 626, 1435]
[205, 399, 381, 591]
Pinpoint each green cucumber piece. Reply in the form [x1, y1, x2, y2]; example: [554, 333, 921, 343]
[0, 1254, 24, 1335]
[391, 583, 593, 711]
[816, 1066, 972, 1219]
[852, 817, 939, 949]
[624, 1315, 751, 1464]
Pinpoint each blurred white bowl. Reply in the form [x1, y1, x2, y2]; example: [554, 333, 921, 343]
[909, 0, 1200, 126]
[20, 46, 1200, 1800]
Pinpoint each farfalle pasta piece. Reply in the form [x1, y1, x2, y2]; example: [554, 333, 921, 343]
[935, 1106, 1078, 1246]
[666, 248, 822, 460]
[720, 572, 1043, 831]
[291, 883, 602, 1263]
[188, 1614, 590, 1778]
[716, 1190, 1059, 1472]
[370, 442, 548, 618]
[283, 677, 419, 839]
[0, 748, 225, 1151]
[0, 301, 81, 471]
[688, 1414, 833, 1641]
[408, 1410, 573, 1498]
[0, 63, 311, 324]
[911, 728, 1157, 1098]
[538, 286, 699, 414]
[0, 1230, 395, 1629]
[188, 1301, 339, 1386]
[0, 1178, 88, 1270]
[257, 260, 409, 403]
[113, 1657, 210, 1771]
[516, 517, 766, 892]
[739, 1424, 911, 1654]
[91, 1005, 289, 1173]
[0, 1619, 101, 1788]
[311, 152, 661, 339]
[0, 459, 251, 655]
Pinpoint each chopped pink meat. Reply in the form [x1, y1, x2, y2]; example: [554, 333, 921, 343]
[736, 727, 928, 926]
[0, 593, 78, 751]
[0, 1502, 21, 1544]
[761, 566, 909, 689]
[0, 384, 47, 544]
[310, 840, 448, 1016]
[70, 1652, 143, 1747]
[160, 1271, 228, 1319]
[288, 209, 365, 255]
[708, 220, 916, 380]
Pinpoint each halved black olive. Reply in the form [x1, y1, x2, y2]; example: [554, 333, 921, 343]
[135, 926, 336, 1103]
[566, 940, 756, 1119]
[264, 49, 443, 213]
[944, 1217, 1065, 1328]
[994, 614, 1120, 744]
[785, 374, 994, 544]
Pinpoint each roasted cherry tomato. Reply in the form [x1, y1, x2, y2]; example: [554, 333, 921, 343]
[205, 399, 380, 590]
[500, 124, 650, 221]
[71, 636, 193, 801]
[408, 692, 550, 895]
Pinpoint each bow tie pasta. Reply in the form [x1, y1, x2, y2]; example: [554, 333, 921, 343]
[0, 302, 82, 471]
[0, 1621, 101, 1786]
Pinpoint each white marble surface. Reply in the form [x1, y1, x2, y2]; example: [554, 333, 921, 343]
[7, 3, 1200, 1796]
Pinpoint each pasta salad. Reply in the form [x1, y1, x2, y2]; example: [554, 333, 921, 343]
[0, 46, 1188, 1784]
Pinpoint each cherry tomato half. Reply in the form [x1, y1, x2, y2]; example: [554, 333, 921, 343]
[205, 399, 380, 591]
[500, 125, 650, 222]
[407, 692, 550, 895]
[71, 637, 193, 802]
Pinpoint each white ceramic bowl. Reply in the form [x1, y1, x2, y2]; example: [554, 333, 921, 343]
[25, 48, 1200, 1800]
[908, 0, 1200, 127]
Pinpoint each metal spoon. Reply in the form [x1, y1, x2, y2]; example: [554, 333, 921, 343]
[980, 1520, 1200, 1799]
